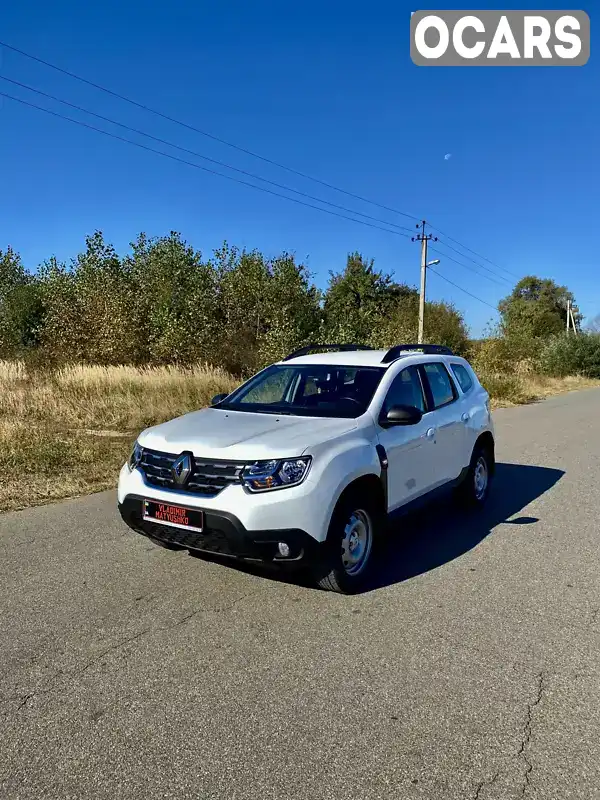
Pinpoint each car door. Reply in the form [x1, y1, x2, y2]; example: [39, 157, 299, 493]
[448, 361, 480, 468]
[418, 362, 464, 485]
[376, 365, 437, 511]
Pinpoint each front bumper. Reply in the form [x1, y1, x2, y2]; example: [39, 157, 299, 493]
[118, 495, 321, 565]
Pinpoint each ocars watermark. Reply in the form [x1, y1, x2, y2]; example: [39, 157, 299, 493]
[410, 10, 590, 65]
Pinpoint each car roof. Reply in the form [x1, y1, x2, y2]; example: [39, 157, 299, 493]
[277, 351, 469, 368]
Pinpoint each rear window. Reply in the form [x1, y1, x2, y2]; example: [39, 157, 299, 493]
[451, 363, 474, 394]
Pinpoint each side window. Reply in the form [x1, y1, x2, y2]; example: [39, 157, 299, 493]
[450, 363, 473, 394]
[381, 366, 426, 417]
[422, 363, 457, 409]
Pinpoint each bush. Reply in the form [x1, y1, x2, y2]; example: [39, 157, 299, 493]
[476, 371, 535, 405]
[539, 333, 600, 379]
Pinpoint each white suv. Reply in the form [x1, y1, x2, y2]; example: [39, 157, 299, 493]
[118, 344, 494, 593]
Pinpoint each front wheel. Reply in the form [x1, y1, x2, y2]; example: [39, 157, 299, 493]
[312, 496, 380, 593]
[456, 442, 494, 508]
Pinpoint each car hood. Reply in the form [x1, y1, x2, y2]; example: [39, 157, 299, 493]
[138, 407, 358, 460]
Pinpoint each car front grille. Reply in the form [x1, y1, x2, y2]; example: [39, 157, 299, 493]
[139, 448, 245, 497]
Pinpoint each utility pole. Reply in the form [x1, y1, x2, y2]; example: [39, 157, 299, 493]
[566, 300, 579, 335]
[571, 302, 579, 335]
[412, 221, 438, 344]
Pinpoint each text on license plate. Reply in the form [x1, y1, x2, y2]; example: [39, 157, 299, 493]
[142, 500, 204, 532]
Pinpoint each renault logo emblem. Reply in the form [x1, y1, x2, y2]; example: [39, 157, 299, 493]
[172, 453, 192, 485]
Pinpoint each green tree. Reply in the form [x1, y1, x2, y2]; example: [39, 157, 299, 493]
[498, 276, 579, 341]
[256, 253, 321, 367]
[36, 256, 81, 362]
[211, 244, 271, 373]
[0, 247, 44, 357]
[126, 231, 217, 364]
[211, 245, 321, 374]
[74, 231, 141, 364]
[369, 292, 469, 354]
[323, 252, 413, 343]
[36, 232, 142, 364]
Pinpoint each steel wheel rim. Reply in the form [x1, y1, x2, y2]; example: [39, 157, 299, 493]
[474, 456, 488, 500]
[341, 509, 373, 576]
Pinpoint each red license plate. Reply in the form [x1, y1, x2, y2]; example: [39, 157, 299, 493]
[142, 500, 204, 532]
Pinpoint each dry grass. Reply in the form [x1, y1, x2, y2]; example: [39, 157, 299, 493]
[2, 359, 599, 513]
[481, 371, 600, 408]
[520, 373, 600, 400]
[0, 361, 237, 512]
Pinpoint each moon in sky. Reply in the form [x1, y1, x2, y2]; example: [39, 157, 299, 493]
[444, 153, 452, 161]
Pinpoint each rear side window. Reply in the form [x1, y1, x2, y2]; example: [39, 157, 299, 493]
[422, 363, 456, 409]
[451, 363, 473, 394]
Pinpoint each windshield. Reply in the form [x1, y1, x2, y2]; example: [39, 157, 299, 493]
[217, 364, 386, 418]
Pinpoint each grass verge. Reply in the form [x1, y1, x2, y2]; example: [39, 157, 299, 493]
[0, 362, 237, 512]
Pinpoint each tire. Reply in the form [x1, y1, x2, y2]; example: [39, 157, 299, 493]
[312, 493, 382, 594]
[456, 441, 494, 508]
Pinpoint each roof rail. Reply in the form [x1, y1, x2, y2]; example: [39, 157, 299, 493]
[282, 343, 374, 362]
[381, 344, 453, 364]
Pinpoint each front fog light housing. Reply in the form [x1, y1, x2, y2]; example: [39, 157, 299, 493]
[241, 457, 311, 492]
[128, 441, 143, 471]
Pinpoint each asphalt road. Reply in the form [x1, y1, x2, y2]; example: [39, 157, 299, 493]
[1, 389, 600, 800]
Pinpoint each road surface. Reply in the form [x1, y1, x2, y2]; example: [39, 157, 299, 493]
[1, 389, 599, 800]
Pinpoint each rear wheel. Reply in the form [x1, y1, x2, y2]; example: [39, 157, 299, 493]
[312, 494, 381, 593]
[456, 441, 494, 508]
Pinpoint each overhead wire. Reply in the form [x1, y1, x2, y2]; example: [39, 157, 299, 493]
[0, 40, 421, 223]
[2, 87, 500, 315]
[429, 225, 521, 281]
[0, 75, 416, 235]
[429, 245, 511, 288]
[0, 89, 414, 239]
[431, 240, 513, 285]
[427, 267, 499, 311]
[0, 40, 518, 284]
[0, 40, 517, 301]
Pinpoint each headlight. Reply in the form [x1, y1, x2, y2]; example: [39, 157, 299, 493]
[128, 441, 144, 471]
[241, 457, 311, 492]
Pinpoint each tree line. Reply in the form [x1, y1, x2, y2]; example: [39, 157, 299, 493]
[0, 231, 469, 373]
[1, 229, 596, 379]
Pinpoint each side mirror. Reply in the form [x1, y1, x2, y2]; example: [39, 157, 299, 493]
[211, 393, 228, 406]
[382, 404, 423, 426]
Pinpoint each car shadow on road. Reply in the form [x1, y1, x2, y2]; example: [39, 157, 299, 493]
[365, 462, 564, 593]
[188, 462, 563, 593]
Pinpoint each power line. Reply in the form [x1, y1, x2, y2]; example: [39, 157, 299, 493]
[427, 267, 499, 311]
[0, 89, 414, 239]
[1, 87, 502, 319]
[431, 240, 513, 285]
[429, 224, 520, 281]
[0, 75, 416, 236]
[0, 40, 421, 224]
[0, 40, 518, 282]
[429, 245, 510, 288]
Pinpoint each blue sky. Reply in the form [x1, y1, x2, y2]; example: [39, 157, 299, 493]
[0, 0, 597, 336]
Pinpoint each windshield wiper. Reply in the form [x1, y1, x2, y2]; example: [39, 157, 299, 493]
[222, 405, 293, 416]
